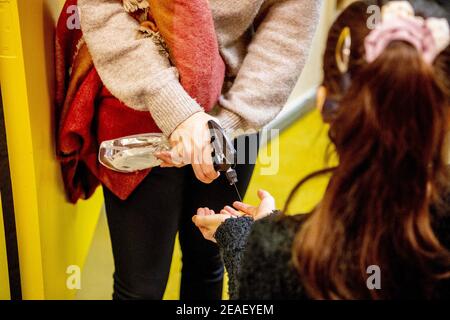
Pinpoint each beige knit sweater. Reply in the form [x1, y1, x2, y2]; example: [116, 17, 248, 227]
[79, 0, 321, 136]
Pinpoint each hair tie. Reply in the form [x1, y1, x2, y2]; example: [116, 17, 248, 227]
[364, 1, 449, 64]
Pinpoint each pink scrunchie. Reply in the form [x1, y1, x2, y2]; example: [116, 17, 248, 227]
[365, 16, 438, 64]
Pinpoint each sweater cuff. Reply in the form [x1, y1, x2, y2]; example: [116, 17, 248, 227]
[215, 108, 246, 133]
[214, 216, 254, 248]
[146, 80, 204, 136]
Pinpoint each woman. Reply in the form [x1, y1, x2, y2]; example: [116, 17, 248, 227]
[76, 0, 321, 299]
[193, 0, 450, 299]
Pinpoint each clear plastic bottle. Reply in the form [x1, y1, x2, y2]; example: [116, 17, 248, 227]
[98, 133, 171, 173]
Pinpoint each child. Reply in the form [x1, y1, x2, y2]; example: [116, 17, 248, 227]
[193, 0, 450, 299]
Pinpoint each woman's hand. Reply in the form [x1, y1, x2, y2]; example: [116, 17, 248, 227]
[220, 189, 276, 221]
[192, 207, 236, 243]
[155, 112, 220, 184]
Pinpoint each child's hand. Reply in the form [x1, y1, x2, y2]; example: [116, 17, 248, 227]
[220, 189, 276, 221]
[192, 190, 275, 242]
[192, 208, 232, 243]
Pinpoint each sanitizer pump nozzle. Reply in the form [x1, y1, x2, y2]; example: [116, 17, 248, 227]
[207, 120, 242, 201]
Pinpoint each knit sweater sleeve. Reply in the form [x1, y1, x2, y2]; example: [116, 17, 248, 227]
[216, 0, 322, 132]
[216, 213, 308, 300]
[78, 0, 203, 136]
[214, 216, 254, 299]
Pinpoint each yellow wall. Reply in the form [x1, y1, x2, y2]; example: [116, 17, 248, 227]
[0, 0, 103, 299]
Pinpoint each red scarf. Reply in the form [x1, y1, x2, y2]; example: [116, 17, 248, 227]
[55, 0, 225, 203]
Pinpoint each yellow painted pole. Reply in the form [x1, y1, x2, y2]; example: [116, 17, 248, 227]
[0, 0, 46, 299]
[1, 0, 104, 299]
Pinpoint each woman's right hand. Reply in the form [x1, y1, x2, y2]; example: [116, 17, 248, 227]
[155, 112, 220, 184]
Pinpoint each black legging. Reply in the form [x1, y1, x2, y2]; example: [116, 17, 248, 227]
[103, 135, 257, 300]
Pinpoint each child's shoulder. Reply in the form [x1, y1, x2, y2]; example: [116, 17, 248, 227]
[249, 213, 309, 256]
[253, 212, 308, 235]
